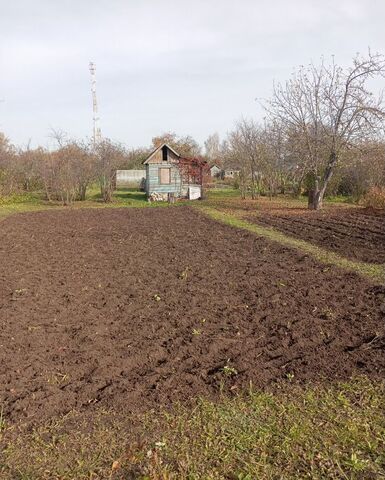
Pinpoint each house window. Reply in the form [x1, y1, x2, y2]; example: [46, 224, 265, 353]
[162, 146, 168, 162]
[159, 168, 171, 184]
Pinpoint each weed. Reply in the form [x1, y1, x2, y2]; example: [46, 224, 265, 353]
[0, 407, 6, 433]
[286, 372, 295, 382]
[222, 362, 238, 377]
[320, 307, 336, 320]
[47, 372, 69, 385]
[178, 267, 189, 280]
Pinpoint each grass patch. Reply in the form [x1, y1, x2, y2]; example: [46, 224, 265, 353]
[0, 189, 352, 223]
[198, 206, 385, 282]
[0, 188, 165, 222]
[1, 378, 384, 479]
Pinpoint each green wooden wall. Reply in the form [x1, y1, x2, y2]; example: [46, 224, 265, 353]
[146, 163, 187, 196]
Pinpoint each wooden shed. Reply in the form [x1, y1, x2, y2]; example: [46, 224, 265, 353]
[210, 164, 222, 178]
[142, 143, 204, 200]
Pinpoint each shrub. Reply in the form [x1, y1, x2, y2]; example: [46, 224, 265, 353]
[363, 186, 385, 209]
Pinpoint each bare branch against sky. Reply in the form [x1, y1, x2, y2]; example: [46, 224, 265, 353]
[0, 0, 384, 148]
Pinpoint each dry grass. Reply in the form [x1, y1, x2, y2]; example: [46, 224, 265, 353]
[0, 189, 168, 223]
[1, 378, 384, 479]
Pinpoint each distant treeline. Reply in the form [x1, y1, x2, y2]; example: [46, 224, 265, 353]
[1, 52, 385, 208]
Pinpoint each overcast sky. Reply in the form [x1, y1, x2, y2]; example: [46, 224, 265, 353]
[1, 0, 384, 149]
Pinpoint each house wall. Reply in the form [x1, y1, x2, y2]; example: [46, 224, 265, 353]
[148, 149, 180, 164]
[146, 163, 187, 196]
[210, 166, 221, 177]
[224, 170, 240, 178]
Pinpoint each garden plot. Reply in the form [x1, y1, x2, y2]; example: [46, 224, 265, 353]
[248, 207, 385, 264]
[0, 206, 384, 426]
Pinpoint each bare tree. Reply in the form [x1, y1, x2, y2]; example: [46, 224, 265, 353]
[70, 141, 96, 201]
[152, 132, 201, 157]
[34, 131, 96, 205]
[51, 147, 78, 205]
[225, 119, 262, 199]
[223, 132, 248, 199]
[204, 133, 220, 162]
[0, 133, 16, 196]
[96, 139, 126, 202]
[46, 130, 80, 205]
[49, 128, 68, 148]
[265, 52, 385, 209]
[339, 140, 385, 202]
[258, 122, 291, 198]
[121, 147, 152, 169]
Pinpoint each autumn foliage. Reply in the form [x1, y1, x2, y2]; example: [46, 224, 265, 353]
[177, 157, 210, 186]
[363, 186, 385, 209]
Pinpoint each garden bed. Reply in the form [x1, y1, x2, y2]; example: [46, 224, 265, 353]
[0, 206, 384, 427]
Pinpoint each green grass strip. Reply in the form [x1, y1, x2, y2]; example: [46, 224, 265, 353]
[198, 206, 384, 283]
[2, 378, 385, 479]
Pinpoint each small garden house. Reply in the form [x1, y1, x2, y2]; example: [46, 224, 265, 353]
[142, 143, 207, 200]
[210, 164, 222, 178]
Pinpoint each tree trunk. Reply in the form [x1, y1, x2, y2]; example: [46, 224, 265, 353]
[78, 184, 87, 201]
[100, 176, 112, 203]
[102, 182, 113, 203]
[43, 181, 52, 202]
[308, 152, 338, 210]
[308, 178, 320, 210]
[308, 189, 316, 209]
[240, 179, 246, 199]
[293, 176, 303, 198]
[250, 170, 256, 199]
[199, 166, 206, 200]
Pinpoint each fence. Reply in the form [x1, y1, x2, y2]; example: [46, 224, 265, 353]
[116, 170, 146, 187]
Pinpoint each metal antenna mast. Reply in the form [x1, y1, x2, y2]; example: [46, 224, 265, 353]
[89, 62, 102, 146]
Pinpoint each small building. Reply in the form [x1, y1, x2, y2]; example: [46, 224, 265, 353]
[224, 169, 240, 178]
[142, 143, 205, 200]
[210, 164, 222, 178]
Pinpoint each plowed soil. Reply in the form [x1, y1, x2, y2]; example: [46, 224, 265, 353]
[248, 207, 385, 264]
[0, 207, 384, 425]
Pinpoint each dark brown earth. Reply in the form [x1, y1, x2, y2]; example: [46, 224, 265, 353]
[248, 207, 385, 264]
[0, 206, 384, 425]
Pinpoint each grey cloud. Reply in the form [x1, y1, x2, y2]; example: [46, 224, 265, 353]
[0, 0, 384, 148]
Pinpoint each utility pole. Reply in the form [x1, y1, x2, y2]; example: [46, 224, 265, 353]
[89, 62, 102, 147]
